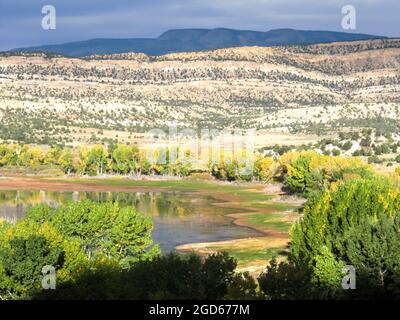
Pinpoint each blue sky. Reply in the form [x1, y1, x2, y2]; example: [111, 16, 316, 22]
[0, 0, 399, 50]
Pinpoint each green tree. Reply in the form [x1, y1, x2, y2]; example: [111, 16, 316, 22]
[112, 145, 138, 174]
[0, 235, 64, 299]
[27, 201, 160, 265]
[0, 144, 18, 166]
[0, 219, 87, 300]
[0, 200, 161, 299]
[16, 145, 44, 167]
[86, 145, 109, 175]
[341, 215, 400, 297]
[59, 148, 74, 174]
[341, 141, 353, 151]
[285, 155, 324, 193]
[44, 146, 63, 165]
[260, 178, 400, 299]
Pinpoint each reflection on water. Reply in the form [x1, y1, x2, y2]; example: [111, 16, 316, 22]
[0, 190, 261, 252]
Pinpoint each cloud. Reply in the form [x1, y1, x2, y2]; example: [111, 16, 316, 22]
[0, 0, 398, 50]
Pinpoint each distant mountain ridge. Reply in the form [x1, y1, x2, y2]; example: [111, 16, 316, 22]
[11, 28, 386, 57]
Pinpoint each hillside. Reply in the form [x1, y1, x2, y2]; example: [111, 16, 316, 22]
[12, 28, 385, 57]
[0, 38, 399, 145]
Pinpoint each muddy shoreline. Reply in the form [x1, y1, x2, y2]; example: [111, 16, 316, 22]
[0, 177, 171, 193]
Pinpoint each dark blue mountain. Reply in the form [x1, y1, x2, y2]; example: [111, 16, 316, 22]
[12, 28, 386, 57]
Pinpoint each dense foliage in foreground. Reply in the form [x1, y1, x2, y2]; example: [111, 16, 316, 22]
[35, 252, 259, 300]
[0, 201, 159, 299]
[0, 201, 258, 300]
[259, 177, 400, 299]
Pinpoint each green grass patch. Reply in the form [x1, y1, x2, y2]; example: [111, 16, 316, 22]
[250, 201, 297, 211]
[245, 213, 293, 232]
[212, 247, 287, 265]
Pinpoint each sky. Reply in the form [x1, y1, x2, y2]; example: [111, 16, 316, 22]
[0, 0, 399, 51]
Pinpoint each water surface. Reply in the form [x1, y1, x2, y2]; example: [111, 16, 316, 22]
[0, 189, 261, 252]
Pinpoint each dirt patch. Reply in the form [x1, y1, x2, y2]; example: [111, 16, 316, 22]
[177, 236, 290, 276]
[271, 195, 307, 206]
[236, 255, 288, 275]
[261, 183, 285, 195]
[176, 236, 289, 254]
[0, 177, 166, 193]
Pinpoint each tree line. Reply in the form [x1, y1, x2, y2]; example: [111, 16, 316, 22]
[211, 150, 375, 195]
[0, 143, 381, 194]
[0, 144, 192, 177]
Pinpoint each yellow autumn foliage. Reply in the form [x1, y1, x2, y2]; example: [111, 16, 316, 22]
[280, 151, 371, 177]
[255, 156, 274, 181]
